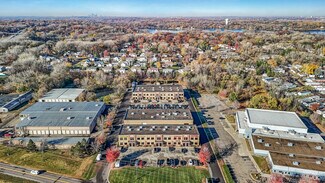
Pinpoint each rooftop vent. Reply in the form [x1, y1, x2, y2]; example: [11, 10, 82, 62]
[86, 116, 92, 120]
[289, 154, 295, 157]
[131, 112, 135, 115]
[293, 161, 300, 166]
[175, 129, 179, 131]
[60, 108, 66, 111]
[127, 126, 130, 129]
[150, 129, 154, 131]
[128, 129, 132, 131]
[152, 126, 155, 129]
[315, 146, 322, 150]
[67, 116, 74, 120]
[95, 104, 100, 106]
[162, 128, 166, 131]
[136, 128, 141, 131]
[257, 139, 263, 143]
[264, 143, 271, 147]
[287, 142, 294, 147]
[316, 161, 321, 165]
[151, 116, 154, 118]
[142, 112, 145, 115]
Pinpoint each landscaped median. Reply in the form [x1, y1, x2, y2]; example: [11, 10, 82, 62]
[109, 166, 209, 183]
[0, 145, 95, 179]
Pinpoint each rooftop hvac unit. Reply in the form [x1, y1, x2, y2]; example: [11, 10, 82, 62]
[287, 142, 294, 147]
[95, 104, 100, 106]
[128, 129, 132, 131]
[293, 161, 300, 166]
[131, 112, 135, 115]
[289, 154, 295, 157]
[86, 116, 92, 120]
[164, 126, 168, 128]
[68, 107, 72, 110]
[186, 129, 190, 131]
[142, 112, 145, 115]
[162, 116, 165, 118]
[156, 113, 159, 116]
[136, 128, 141, 131]
[67, 116, 74, 120]
[139, 126, 143, 129]
[175, 129, 179, 131]
[151, 116, 154, 118]
[316, 161, 321, 165]
[127, 126, 130, 129]
[162, 129, 166, 131]
[264, 143, 271, 147]
[150, 129, 154, 131]
[315, 146, 322, 150]
[60, 108, 66, 111]
[152, 126, 155, 129]
[257, 139, 263, 143]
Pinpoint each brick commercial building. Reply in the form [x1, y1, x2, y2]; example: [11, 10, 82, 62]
[237, 108, 325, 180]
[118, 125, 200, 148]
[131, 84, 185, 103]
[16, 102, 105, 136]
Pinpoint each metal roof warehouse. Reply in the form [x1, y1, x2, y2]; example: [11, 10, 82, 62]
[15, 102, 105, 136]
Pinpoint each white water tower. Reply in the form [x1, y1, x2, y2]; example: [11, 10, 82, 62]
[225, 18, 229, 26]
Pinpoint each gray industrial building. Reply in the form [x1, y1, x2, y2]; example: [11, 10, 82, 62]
[15, 102, 105, 136]
[0, 91, 33, 112]
[38, 88, 85, 102]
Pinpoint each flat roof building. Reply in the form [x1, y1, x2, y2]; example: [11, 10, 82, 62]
[236, 108, 308, 138]
[251, 129, 325, 179]
[0, 91, 33, 112]
[118, 124, 200, 147]
[236, 108, 325, 179]
[16, 102, 105, 136]
[38, 88, 85, 102]
[124, 108, 193, 125]
[131, 84, 185, 104]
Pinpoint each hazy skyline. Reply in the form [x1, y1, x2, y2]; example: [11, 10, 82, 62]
[0, 0, 324, 17]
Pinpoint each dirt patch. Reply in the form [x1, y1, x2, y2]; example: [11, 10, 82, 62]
[75, 156, 94, 177]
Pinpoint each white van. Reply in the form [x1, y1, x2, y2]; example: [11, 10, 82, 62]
[96, 154, 102, 161]
[115, 160, 121, 168]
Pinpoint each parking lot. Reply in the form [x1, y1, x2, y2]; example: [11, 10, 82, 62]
[197, 94, 257, 183]
[117, 147, 202, 168]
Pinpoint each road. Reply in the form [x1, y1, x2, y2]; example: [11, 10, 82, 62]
[185, 90, 225, 183]
[0, 162, 83, 183]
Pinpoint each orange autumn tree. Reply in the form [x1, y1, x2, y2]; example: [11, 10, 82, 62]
[198, 144, 211, 165]
[268, 173, 283, 183]
[106, 147, 120, 163]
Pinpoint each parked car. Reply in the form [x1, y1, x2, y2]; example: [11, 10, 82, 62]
[30, 170, 40, 175]
[115, 160, 121, 168]
[188, 159, 193, 166]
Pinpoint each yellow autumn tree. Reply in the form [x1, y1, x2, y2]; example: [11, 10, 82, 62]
[303, 64, 319, 75]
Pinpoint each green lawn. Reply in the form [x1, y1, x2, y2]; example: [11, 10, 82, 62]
[109, 167, 209, 183]
[0, 145, 84, 177]
[0, 173, 37, 183]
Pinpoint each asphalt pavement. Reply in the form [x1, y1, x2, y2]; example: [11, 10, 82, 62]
[0, 162, 82, 183]
[185, 90, 225, 183]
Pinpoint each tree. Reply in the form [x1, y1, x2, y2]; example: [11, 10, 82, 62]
[106, 147, 120, 163]
[27, 139, 37, 152]
[310, 113, 321, 124]
[103, 95, 111, 104]
[198, 144, 211, 166]
[268, 173, 283, 183]
[299, 176, 320, 183]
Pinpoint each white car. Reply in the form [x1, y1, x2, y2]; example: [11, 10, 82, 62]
[188, 159, 193, 166]
[30, 170, 40, 175]
[115, 160, 121, 168]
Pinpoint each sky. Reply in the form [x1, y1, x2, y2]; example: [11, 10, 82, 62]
[0, 0, 324, 17]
